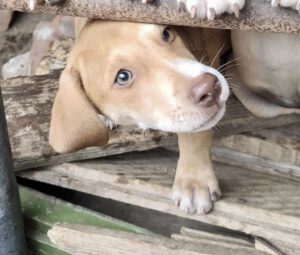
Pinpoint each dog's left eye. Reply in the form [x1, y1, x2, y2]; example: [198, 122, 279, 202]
[115, 69, 133, 87]
[162, 27, 175, 43]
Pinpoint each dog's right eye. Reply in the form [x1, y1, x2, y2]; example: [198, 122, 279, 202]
[115, 69, 133, 87]
[161, 27, 175, 43]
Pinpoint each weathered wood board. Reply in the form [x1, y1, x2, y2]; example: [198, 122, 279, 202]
[1, 72, 300, 171]
[20, 185, 151, 255]
[214, 124, 300, 179]
[1, 0, 300, 35]
[18, 149, 300, 255]
[47, 224, 266, 255]
[175, 228, 283, 255]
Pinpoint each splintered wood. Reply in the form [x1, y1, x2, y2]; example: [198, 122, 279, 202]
[48, 224, 266, 255]
[215, 124, 300, 179]
[19, 149, 300, 255]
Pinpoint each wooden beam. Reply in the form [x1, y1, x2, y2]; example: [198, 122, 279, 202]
[19, 150, 300, 255]
[47, 224, 266, 255]
[1, 71, 300, 171]
[0, 0, 300, 34]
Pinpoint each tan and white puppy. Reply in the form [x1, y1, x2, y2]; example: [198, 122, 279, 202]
[49, 0, 300, 215]
[49, 19, 232, 214]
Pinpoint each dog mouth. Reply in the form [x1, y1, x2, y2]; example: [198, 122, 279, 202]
[191, 104, 226, 132]
[168, 103, 226, 133]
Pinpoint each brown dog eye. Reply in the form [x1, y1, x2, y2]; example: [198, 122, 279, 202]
[162, 27, 175, 43]
[115, 69, 133, 87]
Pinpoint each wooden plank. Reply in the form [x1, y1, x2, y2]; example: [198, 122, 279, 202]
[18, 150, 300, 255]
[2, 72, 299, 171]
[1, 1, 300, 35]
[178, 227, 253, 248]
[213, 124, 300, 179]
[20, 185, 151, 254]
[20, 185, 151, 234]
[177, 228, 284, 255]
[47, 224, 266, 255]
[165, 124, 300, 179]
[217, 124, 300, 168]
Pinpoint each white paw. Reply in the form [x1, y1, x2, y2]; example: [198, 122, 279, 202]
[270, 0, 300, 13]
[172, 177, 221, 214]
[178, 0, 245, 19]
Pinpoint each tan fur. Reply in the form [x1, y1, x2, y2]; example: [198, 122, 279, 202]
[49, 69, 109, 153]
[49, 19, 230, 214]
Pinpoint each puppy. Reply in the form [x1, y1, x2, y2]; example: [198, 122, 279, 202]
[49, 19, 231, 214]
[49, 0, 300, 215]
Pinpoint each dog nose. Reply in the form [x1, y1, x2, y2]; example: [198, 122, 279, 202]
[189, 73, 221, 107]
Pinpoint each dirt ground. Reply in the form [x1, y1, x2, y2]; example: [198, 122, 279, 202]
[0, 12, 53, 78]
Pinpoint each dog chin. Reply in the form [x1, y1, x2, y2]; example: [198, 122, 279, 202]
[191, 104, 226, 132]
[145, 104, 226, 133]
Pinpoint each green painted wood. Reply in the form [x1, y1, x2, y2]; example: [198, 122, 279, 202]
[26, 231, 70, 255]
[19, 186, 152, 255]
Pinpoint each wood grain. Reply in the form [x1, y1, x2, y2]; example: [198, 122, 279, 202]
[47, 224, 266, 255]
[19, 149, 300, 255]
[0, 1, 300, 34]
[2, 71, 299, 171]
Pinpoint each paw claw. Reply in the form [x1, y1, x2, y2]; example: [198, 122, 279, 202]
[172, 176, 220, 215]
[271, 0, 280, 7]
[232, 3, 240, 18]
[208, 8, 216, 20]
[211, 190, 222, 202]
[191, 5, 197, 18]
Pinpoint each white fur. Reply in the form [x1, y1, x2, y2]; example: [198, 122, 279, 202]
[166, 59, 230, 103]
[136, 59, 230, 133]
[270, 0, 298, 7]
[178, 0, 246, 19]
[185, 0, 208, 19]
[228, 0, 246, 14]
[207, 0, 229, 20]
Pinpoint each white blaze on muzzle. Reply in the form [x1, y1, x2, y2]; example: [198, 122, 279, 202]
[165, 59, 230, 103]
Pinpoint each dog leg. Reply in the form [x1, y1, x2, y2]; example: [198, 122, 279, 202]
[177, 0, 245, 19]
[172, 131, 221, 214]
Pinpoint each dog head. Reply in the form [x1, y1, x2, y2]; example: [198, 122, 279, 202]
[49, 20, 229, 153]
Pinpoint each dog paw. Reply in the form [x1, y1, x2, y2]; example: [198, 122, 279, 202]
[270, 0, 300, 14]
[172, 174, 221, 214]
[178, 0, 245, 19]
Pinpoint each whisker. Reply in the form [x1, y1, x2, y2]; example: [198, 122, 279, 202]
[211, 44, 225, 67]
[217, 57, 241, 71]
[220, 63, 241, 73]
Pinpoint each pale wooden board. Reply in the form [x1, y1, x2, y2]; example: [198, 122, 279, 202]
[179, 227, 253, 247]
[47, 224, 266, 255]
[1, 1, 300, 35]
[18, 149, 300, 255]
[175, 228, 283, 255]
[164, 124, 300, 179]
[217, 124, 300, 168]
[1, 72, 299, 171]
[213, 124, 300, 180]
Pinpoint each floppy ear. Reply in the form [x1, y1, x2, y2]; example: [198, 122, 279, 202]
[49, 69, 109, 153]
